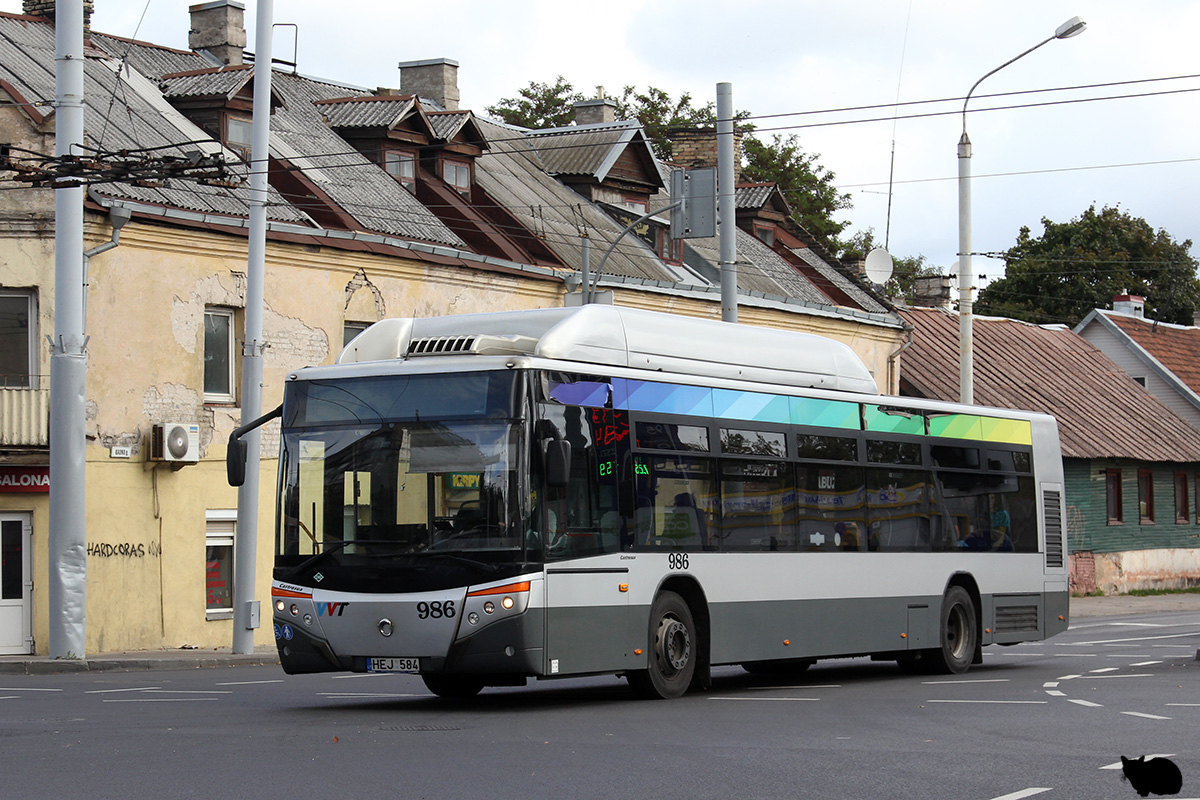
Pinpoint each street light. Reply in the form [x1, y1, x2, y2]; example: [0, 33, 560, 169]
[956, 16, 1086, 404]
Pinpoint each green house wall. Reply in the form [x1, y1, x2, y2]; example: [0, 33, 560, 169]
[1065, 458, 1200, 553]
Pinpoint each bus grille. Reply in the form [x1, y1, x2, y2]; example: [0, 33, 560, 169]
[407, 335, 477, 356]
[1043, 490, 1064, 568]
[995, 605, 1039, 632]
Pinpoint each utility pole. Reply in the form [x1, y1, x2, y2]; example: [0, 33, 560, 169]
[48, 0, 87, 659]
[717, 82, 737, 323]
[232, 0, 274, 654]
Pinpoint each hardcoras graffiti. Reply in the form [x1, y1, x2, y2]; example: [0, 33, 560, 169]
[86, 541, 162, 558]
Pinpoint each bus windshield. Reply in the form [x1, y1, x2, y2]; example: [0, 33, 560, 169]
[275, 372, 528, 590]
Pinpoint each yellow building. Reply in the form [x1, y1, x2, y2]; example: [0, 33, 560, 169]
[0, 1, 905, 655]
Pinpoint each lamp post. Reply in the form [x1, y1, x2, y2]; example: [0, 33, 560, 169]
[957, 16, 1086, 404]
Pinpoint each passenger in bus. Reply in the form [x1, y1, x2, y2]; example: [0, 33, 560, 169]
[835, 521, 861, 551]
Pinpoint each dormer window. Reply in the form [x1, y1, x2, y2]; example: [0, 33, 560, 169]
[753, 223, 775, 247]
[384, 149, 416, 193]
[442, 159, 471, 198]
[657, 228, 682, 265]
[225, 114, 253, 160]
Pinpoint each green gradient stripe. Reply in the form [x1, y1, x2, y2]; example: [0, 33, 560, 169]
[928, 413, 1032, 445]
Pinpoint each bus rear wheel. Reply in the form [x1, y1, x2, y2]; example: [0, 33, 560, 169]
[930, 585, 977, 674]
[421, 673, 484, 699]
[628, 591, 696, 699]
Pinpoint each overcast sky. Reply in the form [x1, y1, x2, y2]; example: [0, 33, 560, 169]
[8, 0, 1199, 285]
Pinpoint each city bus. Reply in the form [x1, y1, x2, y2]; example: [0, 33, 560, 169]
[229, 305, 1069, 699]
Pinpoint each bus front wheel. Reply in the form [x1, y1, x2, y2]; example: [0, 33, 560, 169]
[932, 586, 977, 674]
[628, 591, 696, 699]
[421, 673, 484, 699]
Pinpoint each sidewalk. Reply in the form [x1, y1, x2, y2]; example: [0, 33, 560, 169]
[2, 594, 1197, 675]
[0, 644, 279, 676]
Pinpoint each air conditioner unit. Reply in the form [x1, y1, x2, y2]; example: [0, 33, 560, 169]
[151, 422, 200, 463]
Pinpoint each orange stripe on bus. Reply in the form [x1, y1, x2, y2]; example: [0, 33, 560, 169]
[467, 581, 530, 597]
[271, 587, 312, 598]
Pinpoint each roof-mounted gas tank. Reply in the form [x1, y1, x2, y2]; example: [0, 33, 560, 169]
[337, 305, 878, 394]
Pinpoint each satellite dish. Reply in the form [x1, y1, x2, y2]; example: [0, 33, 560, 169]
[864, 248, 894, 284]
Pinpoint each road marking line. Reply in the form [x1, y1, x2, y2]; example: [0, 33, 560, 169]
[318, 693, 422, 698]
[1121, 711, 1172, 720]
[1045, 690, 1066, 697]
[1054, 654, 1096, 657]
[1130, 661, 1163, 666]
[1081, 673, 1154, 679]
[987, 788, 1051, 800]
[926, 700, 1048, 704]
[102, 698, 219, 703]
[922, 679, 1011, 685]
[0, 696, 18, 700]
[86, 686, 159, 694]
[1074, 632, 1200, 646]
[1100, 755, 1175, 769]
[1068, 699, 1103, 707]
[1043, 682, 1059, 688]
[143, 690, 233, 694]
[1166, 703, 1200, 707]
[1057, 674, 1082, 680]
[217, 679, 284, 686]
[1152, 644, 1193, 648]
[709, 696, 821, 702]
[0, 687, 63, 692]
[1090, 667, 1120, 673]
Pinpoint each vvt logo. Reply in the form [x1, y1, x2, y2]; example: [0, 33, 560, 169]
[316, 601, 348, 617]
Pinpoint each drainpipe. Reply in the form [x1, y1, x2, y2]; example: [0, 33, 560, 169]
[82, 196, 132, 331]
[886, 323, 915, 395]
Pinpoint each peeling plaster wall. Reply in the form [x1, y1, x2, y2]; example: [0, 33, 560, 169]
[1091, 548, 1200, 595]
[2, 210, 904, 654]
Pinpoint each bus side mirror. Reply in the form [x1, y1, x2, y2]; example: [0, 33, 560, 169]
[545, 440, 571, 488]
[227, 437, 248, 487]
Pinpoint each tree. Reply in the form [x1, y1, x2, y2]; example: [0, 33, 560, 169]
[742, 133, 851, 249]
[484, 76, 583, 129]
[977, 205, 1200, 326]
[839, 229, 940, 300]
[485, 79, 853, 253]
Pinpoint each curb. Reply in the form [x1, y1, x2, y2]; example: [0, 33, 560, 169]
[0, 654, 280, 676]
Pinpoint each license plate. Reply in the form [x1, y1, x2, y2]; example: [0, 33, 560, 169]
[366, 657, 420, 673]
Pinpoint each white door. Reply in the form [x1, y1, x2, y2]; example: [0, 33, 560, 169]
[0, 513, 32, 654]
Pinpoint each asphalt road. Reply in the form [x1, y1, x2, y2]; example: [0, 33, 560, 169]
[2, 608, 1197, 800]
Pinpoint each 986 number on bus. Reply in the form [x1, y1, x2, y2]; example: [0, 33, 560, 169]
[668, 553, 689, 570]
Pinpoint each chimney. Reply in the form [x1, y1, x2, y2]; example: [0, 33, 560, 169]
[1113, 293, 1145, 318]
[398, 58, 459, 111]
[574, 87, 617, 126]
[23, 0, 94, 32]
[188, 1, 247, 67]
[667, 127, 742, 180]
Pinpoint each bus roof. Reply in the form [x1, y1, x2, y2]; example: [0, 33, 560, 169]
[338, 306, 879, 395]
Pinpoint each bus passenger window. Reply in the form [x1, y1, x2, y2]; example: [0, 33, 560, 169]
[635, 456, 716, 550]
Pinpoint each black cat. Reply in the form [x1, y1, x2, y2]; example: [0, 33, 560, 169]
[1121, 755, 1183, 797]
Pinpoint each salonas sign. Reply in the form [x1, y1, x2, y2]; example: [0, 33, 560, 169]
[0, 467, 50, 493]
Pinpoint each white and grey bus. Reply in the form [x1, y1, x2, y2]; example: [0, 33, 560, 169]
[230, 305, 1069, 699]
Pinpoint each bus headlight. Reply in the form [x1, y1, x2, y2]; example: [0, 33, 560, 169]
[483, 601, 496, 615]
[501, 596, 514, 610]
[275, 600, 286, 613]
[289, 604, 299, 616]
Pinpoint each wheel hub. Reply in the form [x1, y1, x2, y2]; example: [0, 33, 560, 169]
[656, 617, 691, 672]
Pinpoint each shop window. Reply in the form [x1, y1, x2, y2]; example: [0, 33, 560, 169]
[205, 511, 236, 620]
[204, 307, 238, 404]
[1138, 469, 1155, 523]
[1105, 469, 1123, 524]
[0, 290, 35, 388]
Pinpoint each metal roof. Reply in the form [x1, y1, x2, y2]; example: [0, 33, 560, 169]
[898, 307, 1200, 461]
[523, 121, 647, 181]
[158, 66, 252, 99]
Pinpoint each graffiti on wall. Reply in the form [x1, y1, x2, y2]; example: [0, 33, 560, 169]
[87, 541, 162, 558]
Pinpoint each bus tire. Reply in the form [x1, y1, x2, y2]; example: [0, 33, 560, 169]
[421, 673, 484, 699]
[931, 586, 977, 674]
[628, 591, 697, 699]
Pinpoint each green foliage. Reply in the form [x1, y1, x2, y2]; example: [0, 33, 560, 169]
[839, 229, 939, 300]
[485, 78, 854, 254]
[977, 205, 1200, 326]
[743, 133, 851, 249]
[484, 76, 583, 129]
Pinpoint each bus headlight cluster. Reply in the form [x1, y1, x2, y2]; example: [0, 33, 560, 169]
[275, 599, 286, 613]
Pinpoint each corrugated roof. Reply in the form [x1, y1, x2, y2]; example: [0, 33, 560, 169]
[790, 247, 888, 314]
[1098, 312, 1200, 396]
[427, 110, 473, 141]
[315, 95, 417, 129]
[524, 121, 643, 180]
[898, 307, 1200, 461]
[158, 66, 252, 99]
